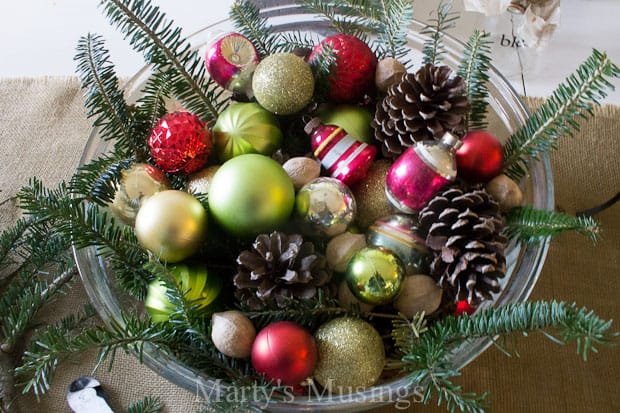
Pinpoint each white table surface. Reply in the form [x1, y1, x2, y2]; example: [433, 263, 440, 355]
[1, 0, 619, 101]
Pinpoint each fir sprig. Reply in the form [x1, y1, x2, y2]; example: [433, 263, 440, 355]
[296, 0, 375, 39]
[398, 301, 616, 411]
[375, 0, 414, 62]
[127, 395, 163, 413]
[457, 30, 492, 130]
[75, 33, 135, 156]
[421, 0, 459, 66]
[70, 153, 135, 205]
[99, 0, 223, 122]
[134, 69, 174, 132]
[505, 206, 601, 244]
[503, 49, 620, 181]
[229, 1, 280, 57]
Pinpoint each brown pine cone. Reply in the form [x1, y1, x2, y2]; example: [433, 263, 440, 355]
[415, 186, 508, 304]
[372, 64, 469, 159]
[233, 231, 333, 310]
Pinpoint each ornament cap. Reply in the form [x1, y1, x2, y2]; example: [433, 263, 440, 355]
[304, 117, 322, 135]
[439, 131, 463, 152]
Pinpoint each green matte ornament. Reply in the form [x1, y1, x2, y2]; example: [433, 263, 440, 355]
[208, 154, 295, 238]
[213, 102, 283, 162]
[252, 53, 315, 115]
[345, 246, 404, 305]
[319, 104, 373, 143]
[145, 263, 222, 323]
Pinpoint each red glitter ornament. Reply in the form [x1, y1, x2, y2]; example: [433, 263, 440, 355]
[456, 130, 504, 183]
[148, 112, 213, 174]
[309, 34, 377, 103]
[455, 300, 476, 316]
[251, 321, 317, 386]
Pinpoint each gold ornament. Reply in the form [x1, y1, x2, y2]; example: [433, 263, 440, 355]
[252, 53, 315, 115]
[134, 190, 207, 262]
[109, 163, 170, 225]
[313, 317, 385, 391]
[351, 159, 396, 229]
[345, 246, 405, 305]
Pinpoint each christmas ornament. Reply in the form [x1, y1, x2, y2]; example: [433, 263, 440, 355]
[318, 104, 374, 143]
[372, 64, 469, 159]
[385, 132, 462, 213]
[455, 300, 476, 316]
[350, 159, 396, 229]
[337, 280, 374, 313]
[456, 130, 504, 182]
[186, 165, 220, 195]
[309, 34, 377, 103]
[145, 263, 222, 323]
[485, 174, 523, 211]
[212, 102, 282, 162]
[234, 231, 332, 310]
[375, 57, 406, 93]
[204, 32, 259, 93]
[210, 310, 256, 358]
[416, 186, 508, 304]
[66, 376, 113, 413]
[109, 163, 170, 225]
[134, 190, 207, 262]
[148, 111, 213, 174]
[251, 321, 317, 386]
[252, 53, 314, 115]
[463, 0, 512, 16]
[345, 246, 405, 305]
[295, 177, 356, 238]
[366, 214, 430, 275]
[282, 157, 321, 191]
[325, 231, 366, 272]
[304, 117, 377, 187]
[313, 317, 385, 391]
[208, 154, 295, 237]
[393, 274, 443, 318]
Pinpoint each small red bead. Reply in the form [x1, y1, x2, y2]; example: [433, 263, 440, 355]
[455, 300, 476, 316]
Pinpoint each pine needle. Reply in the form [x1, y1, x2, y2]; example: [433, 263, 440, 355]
[421, 0, 459, 66]
[457, 30, 492, 131]
[127, 395, 163, 413]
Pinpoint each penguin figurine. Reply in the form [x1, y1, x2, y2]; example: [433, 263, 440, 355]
[66, 376, 114, 413]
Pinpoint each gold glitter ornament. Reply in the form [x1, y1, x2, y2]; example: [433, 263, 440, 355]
[351, 159, 396, 229]
[252, 53, 315, 115]
[313, 317, 385, 391]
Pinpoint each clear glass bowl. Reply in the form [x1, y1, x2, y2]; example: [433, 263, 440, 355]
[75, 5, 554, 412]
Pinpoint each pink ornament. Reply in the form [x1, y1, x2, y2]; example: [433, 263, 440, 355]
[251, 321, 317, 386]
[205, 33, 259, 92]
[456, 130, 504, 183]
[148, 112, 212, 174]
[308, 34, 377, 103]
[385, 132, 461, 213]
[305, 117, 377, 186]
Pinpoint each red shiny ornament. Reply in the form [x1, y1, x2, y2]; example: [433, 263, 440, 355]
[309, 34, 377, 103]
[148, 112, 213, 175]
[455, 130, 504, 183]
[251, 321, 317, 386]
[455, 300, 476, 316]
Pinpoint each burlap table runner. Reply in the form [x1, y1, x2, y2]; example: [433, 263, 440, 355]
[0, 77, 618, 412]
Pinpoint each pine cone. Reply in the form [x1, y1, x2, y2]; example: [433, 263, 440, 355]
[415, 186, 508, 304]
[233, 231, 333, 309]
[372, 64, 469, 159]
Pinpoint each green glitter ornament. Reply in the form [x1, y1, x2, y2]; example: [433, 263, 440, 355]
[313, 317, 385, 392]
[252, 53, 314, 115]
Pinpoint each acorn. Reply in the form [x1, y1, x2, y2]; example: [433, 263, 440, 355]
[282, 157, 321, 191]
[326, 232, 367, 272]
[375, 57, 406, 93]
[211, 310, 256, 358]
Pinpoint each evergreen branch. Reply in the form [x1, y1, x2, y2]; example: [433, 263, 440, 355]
[273, 31, 321, 53]
[421, 0, 459, 66]
[75, 34, 135, 154]
[505, 206, 601, 245]
[0, 217, 32, 275]
[71, 154, 135, 205]
[17, 178, 151, 299]
[127, 395, 163, 413]
[503, 49, 620, 181]
[15, 313, 173, 397]
[100, 0, 221, 121]
[296, 0, 375, 37]
[375, 0, 414, 61]
[134, 69, 173, 132]
[229, 1, 279, 57]
[457, 30, 492, 130]
[308, 43, 336, 102]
